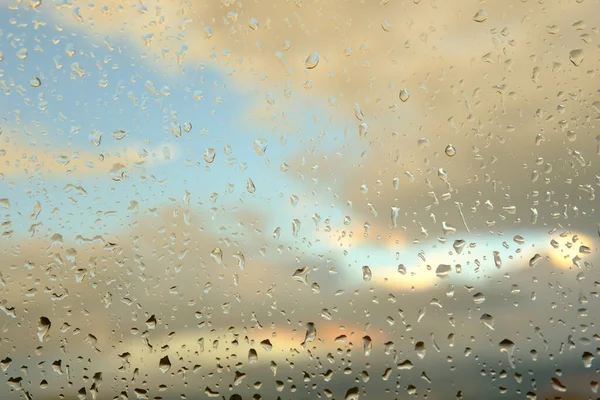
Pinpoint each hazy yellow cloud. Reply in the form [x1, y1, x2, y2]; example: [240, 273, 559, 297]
[0, 131, 178, 180]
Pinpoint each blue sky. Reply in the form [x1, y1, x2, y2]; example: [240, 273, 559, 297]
[0, 6, 356, 240]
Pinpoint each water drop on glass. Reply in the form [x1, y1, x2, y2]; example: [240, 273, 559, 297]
[473, 9, 488, 22]
[445, 144, 456, 157]
[569, 49, 584, 66]
[203, 148, 216, 163]
[362, 266, 372, 282]
[399, 88, 410, 102]
[305, 52, 319, 69]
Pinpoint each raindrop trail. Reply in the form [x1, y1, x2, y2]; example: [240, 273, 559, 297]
[455, 202, 470, 233]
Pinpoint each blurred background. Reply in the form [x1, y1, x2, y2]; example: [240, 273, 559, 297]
[0, 0, 599, 398]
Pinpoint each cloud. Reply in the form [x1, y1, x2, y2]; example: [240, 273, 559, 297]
[0, 126, 178, 180]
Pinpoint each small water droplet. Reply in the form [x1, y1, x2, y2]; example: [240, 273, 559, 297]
[499, 339, 516, 369]
[203, 148, 216, 163]
[112, 129, 127, 140]
[453, 239, 466, 254]
[436, 264, 452, 278]
[363, 336, 372, 356]
[358, 122, 369, 139]
[480, 313, 495, 330]
[30, 77, 42, 87]
[37, 317, 51, 342]
[253, 139, 268, 155]
[248, 17, 259, 30]
[445, 144, 456, 157]
[493, 251, 502, 268]
[246, 178, 256, 194]
[248, 348, 258, 363]
[362, 266, 372, 282]
[551, 377, 567, 392]
[569, 49, 584, 66]
[305, 52, 319, 69]
[301, 322, 317, 346]
[473, 9, 488, 22]
[210, 247, 223, 264]
[399, 88, 410, 102]
[159, 356, 171, 373]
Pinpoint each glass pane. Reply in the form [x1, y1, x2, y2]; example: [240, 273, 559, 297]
[1, 0, 598, 399]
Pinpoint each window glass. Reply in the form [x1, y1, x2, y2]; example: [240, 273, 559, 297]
[0, 0, 598, 399]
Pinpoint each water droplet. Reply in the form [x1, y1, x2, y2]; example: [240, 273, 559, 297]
[453, 239, 466, 254]
[473, 292, 486, 304]
[569, 49, 584, 66]
[248, 17, 259, 30]
[159, 356, 171, 373]
[436, 264, 452, 278]
[499, 339, 516, 369]
[301, 322, 317, 346]
[399, 88, 410, 102]
[260, 339, 272, 352]
[415, 341, 426, 359]
[473, 9, 488, 22]
[493, 251, 502, 268]
[253, 139, 268, 155]
[480, 313, 495, 330]
[210, 247, 223, 264]
[290, 194, 299, 207]
[183, 121, 192, 132]
[112, 129, 127, 140]
[37, 317, 51, 342]
[363, 336, 372, 356]
[292, 218, 301, 237]
[30, 77, 41, 87]
[145, 315, 157, 329]
[17, 48, 28, 59]
[248, 348, 258, 363]
[551, 377, 567, 392]
[513, 235, 525, 245]
[203, 148, 216, 163]
[353, 103, 365, 121]
[292, 266, 310, 285]
[305, 52, 319, 69]
[362, 266, 372, 282]
[529, 254, 542, 267]
[582, 351, 594, 368]
[358, 122, 369, 139]
[233, 251, 245, 270]
[445, 144, 456, 157]
[442, 221, 456, 235]
[246, 178, 256, 194]
[233, 371, 247, 386]
[391, 207, 400, 227]
[417, 137, 430, 148]
[345, 386, 360, 400]
[89, 130, 102, 147]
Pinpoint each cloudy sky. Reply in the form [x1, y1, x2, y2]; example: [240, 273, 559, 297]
[0, 0, 599, 399]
